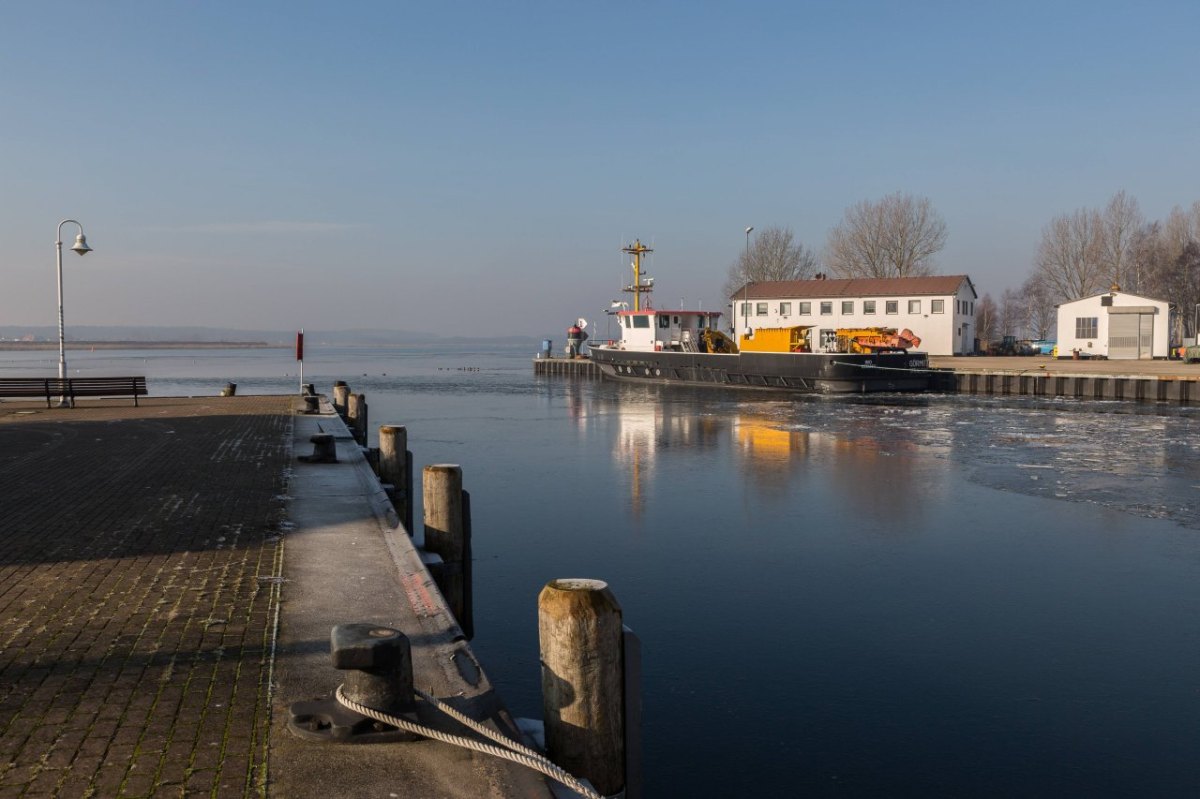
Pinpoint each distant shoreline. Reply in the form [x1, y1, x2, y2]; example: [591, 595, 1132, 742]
[0, 341, 277, 351]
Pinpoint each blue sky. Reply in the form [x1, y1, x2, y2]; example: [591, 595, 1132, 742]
[3, 1, 1198, 337]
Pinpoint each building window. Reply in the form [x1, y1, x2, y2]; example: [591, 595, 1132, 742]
[841, 300, 854, 314]
[819, 329, 838, 349]
[633, 316, 650, 328]
[864, 300, 876, 315]
[659, 315, 670, 329]
[1076, 317, 1098, 338]
[779, 302, 791, 316]
[908, 299, 921, 313]
[931, 299, 944, 314]
[740, 302, 750, 317]
[886, 301, 898, 314]
[799, 302, 811, 315]
[756, 302, 768, 316]
[820, 301, 832, 315]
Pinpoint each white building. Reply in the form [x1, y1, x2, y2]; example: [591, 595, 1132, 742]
[1055, 289, 1170, 359]
[730, 275, 978, 356]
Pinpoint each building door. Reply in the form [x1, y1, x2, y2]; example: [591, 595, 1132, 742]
[1108, 314, 1138, 359]
[1139, 313, 1154, 358]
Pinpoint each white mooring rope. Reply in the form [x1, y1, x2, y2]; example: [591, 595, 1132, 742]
[335, 684, 605, 799]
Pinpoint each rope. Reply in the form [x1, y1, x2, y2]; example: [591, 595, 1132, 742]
[334, 684, 605, 799]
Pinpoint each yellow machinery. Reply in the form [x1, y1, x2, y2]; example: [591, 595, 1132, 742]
[701, 329, 740, 353]
[836, 327, 921, 353]
[738, 326, 812, 353]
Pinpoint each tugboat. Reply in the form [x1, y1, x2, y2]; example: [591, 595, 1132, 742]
[587, 240, 933, 393]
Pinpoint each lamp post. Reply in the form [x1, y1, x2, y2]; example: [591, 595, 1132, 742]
[55, 219, 93, 406]
[740, 226, 753, 337]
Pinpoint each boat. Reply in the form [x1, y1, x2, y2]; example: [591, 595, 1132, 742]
[586, 240, 934, 393]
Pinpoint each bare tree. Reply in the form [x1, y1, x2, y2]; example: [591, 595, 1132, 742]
[825, 192, 948, 278]
[724, 225, 818, 299]
[1019, 273, 1057, 340]
[998, 288, 1022, 338]
[975, 293, 998, 345]
[1032, 207, 1106, 302]
[1098, 190, 1143, 291]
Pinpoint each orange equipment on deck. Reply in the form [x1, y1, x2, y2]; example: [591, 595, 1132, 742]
[836, 328, 921, 353]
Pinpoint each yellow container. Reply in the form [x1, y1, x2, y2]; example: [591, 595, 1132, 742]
[738, 326, 811, 353]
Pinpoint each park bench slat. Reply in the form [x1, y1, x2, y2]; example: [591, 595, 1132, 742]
[0, 376, 147, 407]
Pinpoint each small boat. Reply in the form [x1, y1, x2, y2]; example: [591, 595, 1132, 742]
[587, 240, 934, 393]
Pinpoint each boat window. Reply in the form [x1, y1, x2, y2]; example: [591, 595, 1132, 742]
[841, 301, 854, 314]
[799, 302, 811, 315]
[932, 299, 944, 314]
[623, 316, 631, 328]
[697, 316, 706, 328]
[909, 300, 921, 313]
[658, 315, 670, 329]
[673, 316, 680, 325]
[886, 301, 898, 314]
[820, 302, 832, 315]
[779, 302, 791, 316]
[756, 303, 768, 316]
[633, 316, 650, 329]
[864, 300, 876, 315]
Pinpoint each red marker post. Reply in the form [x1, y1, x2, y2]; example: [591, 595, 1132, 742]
[296, 329, 305, 393]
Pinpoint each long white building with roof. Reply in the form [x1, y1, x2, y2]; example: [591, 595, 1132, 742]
[730, 275, 978, 356]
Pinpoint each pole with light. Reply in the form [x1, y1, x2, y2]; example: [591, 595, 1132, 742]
[55, 219, 93, 407]
[740, 226, 753, 338]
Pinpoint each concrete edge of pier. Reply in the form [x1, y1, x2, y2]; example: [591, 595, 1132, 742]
[268, 397, 555, 798]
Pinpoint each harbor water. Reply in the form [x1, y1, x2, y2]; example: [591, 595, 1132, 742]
[4, 345, 1198, 796]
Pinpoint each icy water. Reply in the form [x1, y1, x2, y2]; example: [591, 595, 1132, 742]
[6, 345, 1199, 796]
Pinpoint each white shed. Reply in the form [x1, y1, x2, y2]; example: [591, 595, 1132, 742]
[1055, 290, 1170, 359]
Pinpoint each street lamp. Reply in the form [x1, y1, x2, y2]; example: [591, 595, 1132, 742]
[55, 219, 92, 406]
[740, 226, 754, 337]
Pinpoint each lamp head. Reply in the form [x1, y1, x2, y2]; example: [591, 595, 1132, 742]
[71, 233, 92, 255]
[745, 226, 754, 234]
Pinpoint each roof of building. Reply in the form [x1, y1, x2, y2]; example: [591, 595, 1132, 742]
[1057, 289, 1169, 307]
[733, 275, 975, 300]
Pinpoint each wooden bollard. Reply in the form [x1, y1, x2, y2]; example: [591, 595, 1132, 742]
[423, 465, 472, 637]
[538, 579, 624, 797]
[379, 425, 413, 534]
[347, 393, 367, 446]
[332, 381, 350, 417]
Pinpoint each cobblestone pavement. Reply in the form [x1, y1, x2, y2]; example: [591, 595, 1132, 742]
[0, 397, 293, 798]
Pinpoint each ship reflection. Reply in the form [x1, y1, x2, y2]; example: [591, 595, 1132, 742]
[583, 386, 940, 527]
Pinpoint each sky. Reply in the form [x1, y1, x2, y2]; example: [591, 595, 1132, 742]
[3, 1, 1199, 338]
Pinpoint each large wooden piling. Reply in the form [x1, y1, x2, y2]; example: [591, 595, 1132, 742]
[332, 381, 350, 417]
[423, 465, 472, 637]
[378, 425, 414, 534]
[347, 393, 368, 446]
[538, 578, 625, 798]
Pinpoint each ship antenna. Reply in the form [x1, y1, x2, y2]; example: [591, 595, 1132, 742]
[621, 239, 654, 312]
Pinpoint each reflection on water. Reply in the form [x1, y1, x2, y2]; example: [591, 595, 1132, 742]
[10, 346, 1199, 796]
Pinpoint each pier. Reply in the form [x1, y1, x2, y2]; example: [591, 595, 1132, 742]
[533, 356, 601, 378]
[0, 391, 636, 798]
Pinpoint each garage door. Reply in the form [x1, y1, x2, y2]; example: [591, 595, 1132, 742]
[1108, 312, 1154, 359]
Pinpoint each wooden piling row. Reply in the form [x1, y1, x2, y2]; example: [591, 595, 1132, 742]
[328, 379, 639, 796]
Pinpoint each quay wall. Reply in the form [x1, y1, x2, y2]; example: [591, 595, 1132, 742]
[929, 356, 1200, 406]
[533, 356, 601, 378]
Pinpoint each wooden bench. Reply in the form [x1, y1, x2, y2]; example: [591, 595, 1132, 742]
[0, 376, 147, 407]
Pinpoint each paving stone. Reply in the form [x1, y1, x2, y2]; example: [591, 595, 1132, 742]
[0, 397, 292, 798]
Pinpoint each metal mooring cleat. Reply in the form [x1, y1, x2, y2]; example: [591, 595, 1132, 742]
[287, 623, 420, 743]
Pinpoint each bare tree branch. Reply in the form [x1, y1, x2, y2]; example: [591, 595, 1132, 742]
[724, 225, 818, 298]
[825, 192, 947, 278]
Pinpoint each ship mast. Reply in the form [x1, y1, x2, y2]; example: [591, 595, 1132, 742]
[622, 239, 654, 311]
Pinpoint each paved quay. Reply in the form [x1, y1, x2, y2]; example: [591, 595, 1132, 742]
[0, 396, 554, 798]
[929, 354, 1200, 377]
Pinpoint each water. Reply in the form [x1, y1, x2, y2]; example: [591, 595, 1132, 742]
[7, 345, 1199, 796]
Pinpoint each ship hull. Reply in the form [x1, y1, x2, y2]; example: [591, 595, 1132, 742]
[588, 347, 932, 393]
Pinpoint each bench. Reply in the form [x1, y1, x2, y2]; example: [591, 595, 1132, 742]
[0, 376, 148, 407]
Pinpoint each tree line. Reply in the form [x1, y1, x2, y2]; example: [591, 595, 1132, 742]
[729, 190, 1200, 345]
